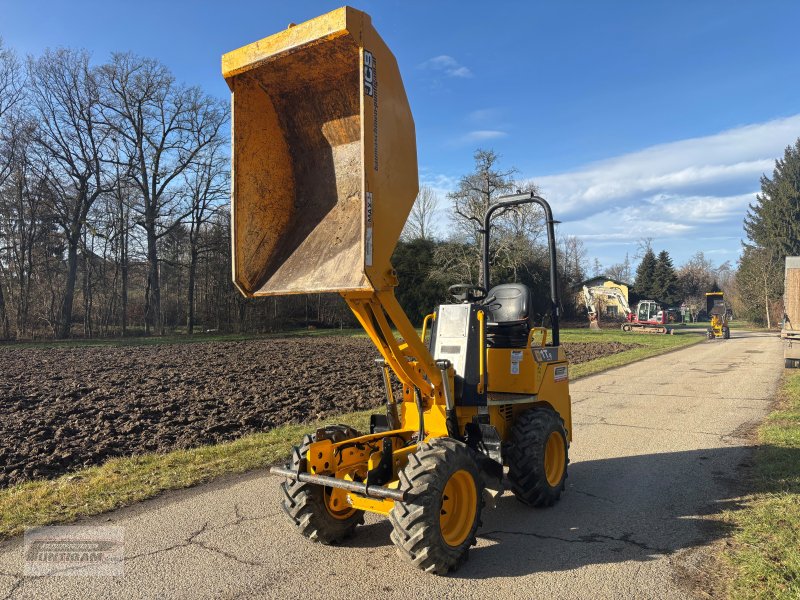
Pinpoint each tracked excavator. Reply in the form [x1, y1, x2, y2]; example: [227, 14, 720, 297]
[582, 285, 671, 334]
[222, 7, 572, 574]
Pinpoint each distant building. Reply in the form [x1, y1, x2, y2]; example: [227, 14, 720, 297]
[574, 276, 630, 318]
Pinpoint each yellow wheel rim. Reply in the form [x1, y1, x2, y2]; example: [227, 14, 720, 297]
[324, 488, 356, 520]
[544, 431, 566, 487]
[439, 469, 477, 547]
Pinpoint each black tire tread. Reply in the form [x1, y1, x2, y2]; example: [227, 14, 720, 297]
[389, 438, 484, 575]
[280, 427, 364, 545]
[507, 406, 569, 507]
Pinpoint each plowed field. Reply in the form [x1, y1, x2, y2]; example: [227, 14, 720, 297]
[0, 337, 636, 487]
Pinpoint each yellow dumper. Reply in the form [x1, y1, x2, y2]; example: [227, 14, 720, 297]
[222, 7, 573, 574]
[705, 292, 730, 340]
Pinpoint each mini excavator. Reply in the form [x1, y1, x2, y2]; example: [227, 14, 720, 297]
[582, 285, 671, 334]
[222, 7, 572, 574]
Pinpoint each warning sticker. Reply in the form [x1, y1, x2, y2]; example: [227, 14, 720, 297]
[510, 361, 520, 375]
[510, 350, 523, 375]
[554, 365, 568, 382]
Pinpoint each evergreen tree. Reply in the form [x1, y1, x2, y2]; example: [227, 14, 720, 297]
[392, 238, 448, 324]
[633, 248, 657, 299]
[744, 138, 800, 258]
[653, 250, 679, 305]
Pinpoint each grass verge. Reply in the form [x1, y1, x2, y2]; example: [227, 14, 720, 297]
[562, 327, 704, 379]
[0, 328, 704, 542]
[723, 371, 800, 599]
[0, 411, 372, 541]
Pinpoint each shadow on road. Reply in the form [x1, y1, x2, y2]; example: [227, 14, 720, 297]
[342, 444, 794, 579]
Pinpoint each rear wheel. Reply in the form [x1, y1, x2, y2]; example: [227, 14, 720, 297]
[786, 358, 800, 369]
[389, 438, 484, 574]
[280, 426, 364, 544]
[507, 406, 569, 507]
[723, 327, 730, 339]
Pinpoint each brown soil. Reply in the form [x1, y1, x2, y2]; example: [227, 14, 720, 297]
[0, 337, 637, 487]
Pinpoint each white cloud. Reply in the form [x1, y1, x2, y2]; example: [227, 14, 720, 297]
[518, 114, 800, 263]
[468, 107, 501, 123]
[529, 115, 800, 217]
[419, 55, 473, 78]
[462, 130, 507, 142]
[419, 171, 459, 202]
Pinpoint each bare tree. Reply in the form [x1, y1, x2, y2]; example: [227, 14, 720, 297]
[429, 240, 480, 287]
[448, 149, 516, 248]
[27, 49, 114, 338]
[0, 113, 49, 337]
[559, 235, 588, 285]
[677, 251, 717, 300]
[99, 53, 227, 334]
[606, 253, 632, 283]
[634, 237, 653, 261]
[735, 245, 781, 327]
[0, 40, 24, 337]
[0, 40, 24, 186]
[447, 149, 544, 287]
[402, 185, 440, 241]
[183, 137, 228, 334]
[592, 258, 603, 277]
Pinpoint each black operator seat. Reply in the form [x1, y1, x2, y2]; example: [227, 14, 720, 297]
[485, 283, 533, 348]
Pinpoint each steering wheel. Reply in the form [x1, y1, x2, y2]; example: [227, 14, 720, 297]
[448, 284, 487, 303]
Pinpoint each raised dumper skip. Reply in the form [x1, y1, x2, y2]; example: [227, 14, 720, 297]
[221, 7, 573, 574]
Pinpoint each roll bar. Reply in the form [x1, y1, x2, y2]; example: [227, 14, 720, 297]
[480, 192, 561, 347]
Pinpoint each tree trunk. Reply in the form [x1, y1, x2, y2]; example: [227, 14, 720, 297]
[0, 280, 8, 340]
[764, 273, 772, 329]
[187, 246, 198, 334]
[146, 224, 162, 335]
[83, 242, 95, 339]
[120, 201, 129, 337]
[58, 236, 80, 339]
[121, 226, 128, 336]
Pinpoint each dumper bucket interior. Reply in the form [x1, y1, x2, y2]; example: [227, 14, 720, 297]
[222, 7, 418, 297]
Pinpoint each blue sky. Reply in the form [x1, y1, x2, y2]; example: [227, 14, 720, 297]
[3, 1, 800, 268]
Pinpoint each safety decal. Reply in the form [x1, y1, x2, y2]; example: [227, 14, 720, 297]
[510, 350, 523, 375]
[554, 365, 568, 382]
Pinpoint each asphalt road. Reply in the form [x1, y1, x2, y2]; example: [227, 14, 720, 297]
[0, 330, 783, 599]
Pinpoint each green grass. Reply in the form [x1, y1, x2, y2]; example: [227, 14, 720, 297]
[0, 325, 704, 540]
[724, 372, 800, 599]
[0, 411, 372, 541]
[561, 326, 705, 379]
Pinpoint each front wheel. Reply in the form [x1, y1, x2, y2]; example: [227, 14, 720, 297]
[507, 406, 569, 507]
[280, 427, 364, 544]
[389, 438, 484, 574]
[723, 327, 730, 339]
